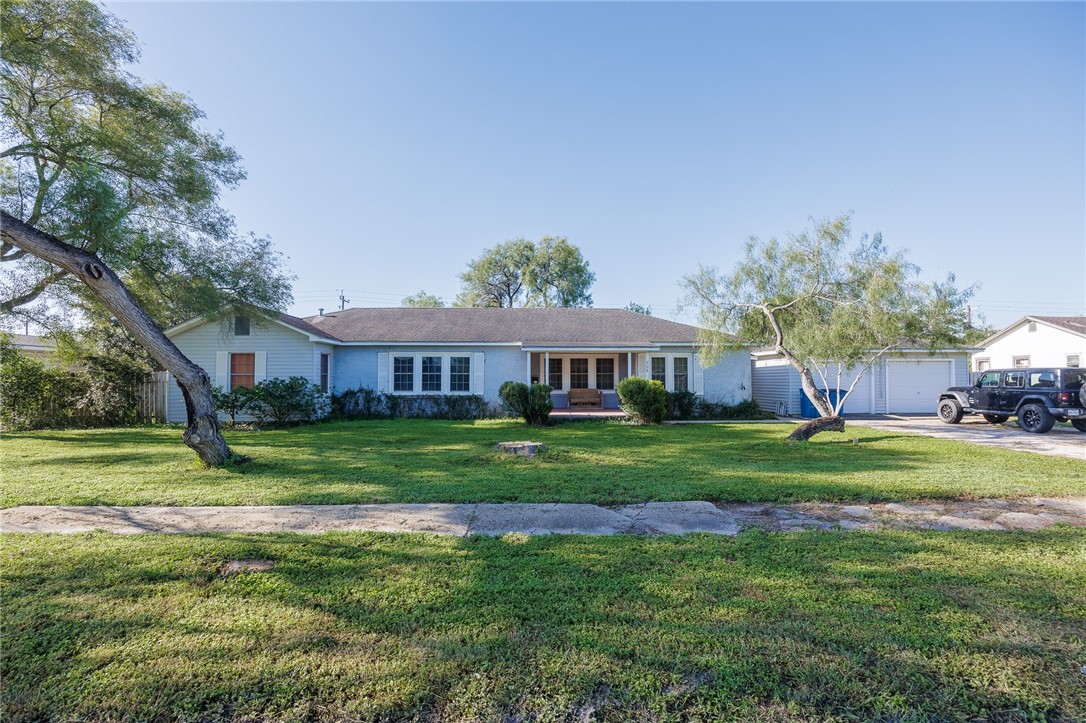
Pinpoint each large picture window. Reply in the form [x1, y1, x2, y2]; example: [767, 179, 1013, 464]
[450, 356, 471, 392]
[673, 357, 689, 393]
[548, 358, 563, 390]
[393, 356, 414, 392]
[569, 358, 589, 389]
[651, 357, 666, 384]
[422, 356, 442, 392]
[230, 352, 255, 390]
[595, 358, 615, 390]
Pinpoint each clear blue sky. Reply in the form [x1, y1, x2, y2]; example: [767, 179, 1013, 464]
[106, 1, 1085, 328]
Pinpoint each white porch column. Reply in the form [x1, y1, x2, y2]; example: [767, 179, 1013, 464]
[627, 352, 633, 380]
[544, 351, 550, 386]
[526, 353, 532, 383]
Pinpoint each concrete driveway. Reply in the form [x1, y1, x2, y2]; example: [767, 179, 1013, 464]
[847, 415, 1085, 460]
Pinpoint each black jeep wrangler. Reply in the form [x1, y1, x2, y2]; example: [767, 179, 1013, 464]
[937, 367, 1086, 433]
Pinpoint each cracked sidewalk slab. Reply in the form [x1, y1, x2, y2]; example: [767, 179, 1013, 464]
[1, 498, 1083, 536]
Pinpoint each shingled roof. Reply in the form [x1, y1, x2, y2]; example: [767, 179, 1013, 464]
[1028, 316, 1086, 337]
[298, 308, 701, 345]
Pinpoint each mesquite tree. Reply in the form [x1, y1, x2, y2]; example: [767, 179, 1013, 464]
[1, 0, 291, 465]
[682, 214, 971, 440]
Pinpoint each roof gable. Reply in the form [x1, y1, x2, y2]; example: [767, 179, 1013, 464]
[980, 315, 1086, 347]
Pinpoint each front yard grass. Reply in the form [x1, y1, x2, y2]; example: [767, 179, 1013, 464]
[2, 419, 1082, 507]
[4, 529, 1084, 722]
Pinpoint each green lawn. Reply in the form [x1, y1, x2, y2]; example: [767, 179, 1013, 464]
[3, 529, 1083, 722]
[2, 419, 1082, 507]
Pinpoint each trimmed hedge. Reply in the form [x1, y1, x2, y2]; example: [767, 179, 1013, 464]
[332, 387, 491, 420]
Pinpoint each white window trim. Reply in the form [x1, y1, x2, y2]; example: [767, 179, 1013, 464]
[390, 353, 476, 395]
[975, 357, 990, 372]
[1066, 354, 1081, 368]
[543, 354, 620, 392]
[1012, 355, 1031, 369]
[646, 353, 697, 393]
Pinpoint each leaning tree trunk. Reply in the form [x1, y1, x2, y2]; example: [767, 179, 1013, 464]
[785, 353, 847, 441]
[1, 211, 235, 466]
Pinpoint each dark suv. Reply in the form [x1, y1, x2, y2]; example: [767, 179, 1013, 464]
[937, 367, 1086, 434]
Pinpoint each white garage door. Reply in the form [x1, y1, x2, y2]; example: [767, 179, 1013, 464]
[887, 360, 953, 414]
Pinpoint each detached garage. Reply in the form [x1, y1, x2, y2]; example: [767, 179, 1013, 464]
[752, 349, 975, 417]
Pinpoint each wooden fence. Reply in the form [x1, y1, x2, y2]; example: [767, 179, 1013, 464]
[137, 371, 170, 423]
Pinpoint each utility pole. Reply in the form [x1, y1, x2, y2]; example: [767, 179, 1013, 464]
[338, 291, 350, 311]
[966, 304, 972, 327]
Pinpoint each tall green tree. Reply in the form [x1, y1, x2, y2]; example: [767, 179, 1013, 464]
[0, 0, 291, 465]
[455, 236, 594, 308]
[682, 214, 971, 440]
[401, 289, 445, 308]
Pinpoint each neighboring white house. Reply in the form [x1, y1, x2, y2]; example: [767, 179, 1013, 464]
[751, 348, 977, 416]
[162, 307, 752, 424]
[6, 334, 59, 366]
[973, 316, 1086, 372]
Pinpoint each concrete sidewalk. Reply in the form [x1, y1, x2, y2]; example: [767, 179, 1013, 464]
[3, 498, 1084, 536]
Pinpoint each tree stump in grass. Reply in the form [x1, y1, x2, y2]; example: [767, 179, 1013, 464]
[495, 441, 545, 457]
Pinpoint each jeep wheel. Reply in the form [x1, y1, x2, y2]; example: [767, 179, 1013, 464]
[1017, 404, 1055, 434]
[938, 399, 963, 424]
[1072, 419, 1086, 433]
[982, 414, 1009, 424]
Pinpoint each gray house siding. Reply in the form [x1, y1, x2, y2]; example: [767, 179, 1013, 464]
[165, 319, 324, 423]
[701, 350, 751, 406]
[752, 351, 972, 417]
[332, 347, 380, 394]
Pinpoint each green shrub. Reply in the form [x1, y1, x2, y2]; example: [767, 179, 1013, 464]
[664, 391, 777, 421]
[212, 385, 255, 426]
[246, 377, 329, 425]
[0, 336, 146, 430]
[330, 387, 490, 420]
[667, 390, 699, 419]
[617, 377, 668, 424]
[498, 381, 553, 426]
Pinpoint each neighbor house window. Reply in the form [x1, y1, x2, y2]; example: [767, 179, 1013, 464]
[1068, 355, 1081, 368]
[422, 356, 442, 392]
[976, 358, 990, 372]
[651, 357, 666, 384]
[230, 352, 255, 390]
[1013, 356, 1030, 368]
[450, 356, 471, 392]
[393, 356, 414, 392]
[548, 358, 563, 390]
[595, 358, 615, 390]
[320, 353, 330, 394]
[235, 316, 250, 336]
[569, 358, 589, 389]
[673, 357, 689, 393]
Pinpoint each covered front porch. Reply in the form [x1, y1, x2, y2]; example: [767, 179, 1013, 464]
[523, 347, 651, 409]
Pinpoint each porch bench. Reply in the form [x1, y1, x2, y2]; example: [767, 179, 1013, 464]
[568, 388, 603, 407]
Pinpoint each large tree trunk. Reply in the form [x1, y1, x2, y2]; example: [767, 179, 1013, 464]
[788, 415, 846, 441]
[1, 211, 235, 466]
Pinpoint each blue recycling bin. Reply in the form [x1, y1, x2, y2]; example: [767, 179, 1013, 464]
[800, 389, 843, 418]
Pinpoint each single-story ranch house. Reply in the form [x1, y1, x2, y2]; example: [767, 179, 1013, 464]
[163, 308, 751, 423]
[750, 347, 977, 416]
